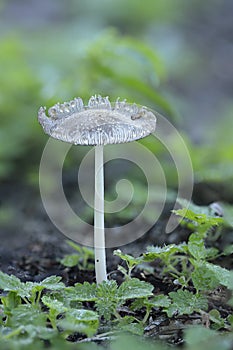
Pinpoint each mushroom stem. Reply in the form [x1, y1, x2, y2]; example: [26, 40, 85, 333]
[94, 145, 107, 284]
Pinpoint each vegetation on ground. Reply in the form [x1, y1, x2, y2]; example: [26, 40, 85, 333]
[0, 201, 232, 349]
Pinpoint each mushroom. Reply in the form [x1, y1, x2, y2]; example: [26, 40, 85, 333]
[38, 95, 157, 284]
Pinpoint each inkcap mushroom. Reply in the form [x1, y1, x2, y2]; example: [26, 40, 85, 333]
[38, 95, 157, 284]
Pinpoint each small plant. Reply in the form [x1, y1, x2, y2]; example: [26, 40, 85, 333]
[60, 240, 95, 270]
[0, 200, 232, 348]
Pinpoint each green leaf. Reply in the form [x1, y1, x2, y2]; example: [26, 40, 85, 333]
[96, 280, 118, 320]
[0, 271, 31, 298]
[111, 333, 163, 350]
[118, 278, 153, 300]
[188, 233, 207, 260]
[114, 249, 143, 267]
[149, 294, 171, 308]
[116, 316, 144, 335]
[132, 294, 171, 313]
[223, 244, 233, 256]
[24, 324, 57, 341]
[130, 298, 146, 311]
[60, 254, 80, 267]
[184, 326, 218, 346]
[209, 309, 226, 330]
[71, 282, 97, 301]
[62, 241, 95, 270]
[57, 309, 99, 337]
[188, 233, 219, 263]
[202, 262, 232, 288]
[173, 199, 224, 233]
[143, 243, 187, 262]
[10, 304, 47, 328]
[41, 295, 68, 313]
[227, 314, 233, 326]
[1, 291, 21, 313]
[37, 276, 65, 290]
[0, 272, 65, 301]
[191, 265, 219, 292]
[166, 289, 208, 317]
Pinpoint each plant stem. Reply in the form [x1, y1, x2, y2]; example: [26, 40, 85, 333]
[94, 145, 107, 284]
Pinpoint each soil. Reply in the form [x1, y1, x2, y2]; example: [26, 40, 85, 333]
[0, 178, 232, 345]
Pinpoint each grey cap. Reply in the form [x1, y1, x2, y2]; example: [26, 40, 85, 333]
[38, 95, 157, 146]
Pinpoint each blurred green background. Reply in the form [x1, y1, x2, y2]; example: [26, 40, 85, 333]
[0, 0, 233, 205]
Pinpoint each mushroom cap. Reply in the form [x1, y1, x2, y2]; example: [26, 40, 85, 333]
[38, 95, 157, 146]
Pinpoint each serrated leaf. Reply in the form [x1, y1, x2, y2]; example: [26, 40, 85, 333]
[1, 291, 21, 313]
[41, 295, 68, 313]
[173, 199, 224, 233]
[114, 249, 143, 266]
[188, 233, 207, 260]
[144, 243, 187, 262]
[116, 316, 144, 335]
[10, 304, 47, 328]
[132, 294, 170, 313]
[38, 276, 65, 290]
[0, 271, 30, 297]
[96, 280, 118, 320]
[118, 278, 153, 300]
[191, 265, 219, 292]
[202, 262, 231, 288]
[57, 309, 99, 337]
[0, 272, 65, 301]
[71, 282, 97, 301]
[149, 294, 171, 308]
[166, 289, 208, 317]
[0, 272, 31, 298]
[0, 271, 22, 290]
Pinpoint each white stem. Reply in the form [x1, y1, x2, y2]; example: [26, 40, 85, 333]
[94, 145, 107, 284]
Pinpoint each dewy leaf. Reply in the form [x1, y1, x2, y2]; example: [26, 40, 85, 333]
[0, 272, 65, 300]
[38, 276, 65, 290]
[188, 233, 207, 260]
[166, 289, 208, 317]
[191, 265, 219, 292]
[41, 295, 68, 314]
[1, 291, 21, 313]
[202, 262, 232, 288]
[0, 271, 31, 298]
[143, 243, 187, 262]
[118, 278, 153, 300]
[57, 309, 99, 338]
[149, 294, 171, 308]
[114, 249, 144, 266]
[71, 282, 97, 301]
[10, 304, 47, 328]
[96, 280, 118, 320]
